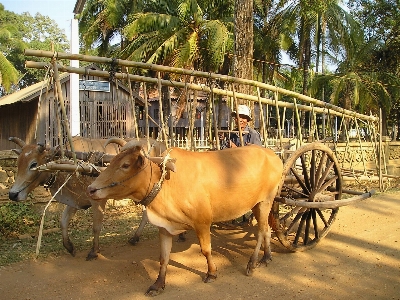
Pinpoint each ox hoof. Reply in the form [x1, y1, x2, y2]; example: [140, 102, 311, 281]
[128, 236, 140, 246]
[246, 261, 258, 276]
[63, 240, 76, 257]
[69, 248, 77, 257]
[203, 273, 217, 283]
[145, 285, 164, 297]
[86, 252, 99, 261]
[259, 255, 272, 266]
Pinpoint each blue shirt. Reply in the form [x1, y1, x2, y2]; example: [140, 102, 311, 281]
[221, 125, 262, 148]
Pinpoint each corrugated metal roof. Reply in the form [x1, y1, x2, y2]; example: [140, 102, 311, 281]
[0, 73, 69, 107]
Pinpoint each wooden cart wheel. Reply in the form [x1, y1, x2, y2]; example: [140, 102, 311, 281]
[270, 143, 342, 251]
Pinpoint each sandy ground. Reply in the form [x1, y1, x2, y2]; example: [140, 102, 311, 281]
[0, 190, 399, 300]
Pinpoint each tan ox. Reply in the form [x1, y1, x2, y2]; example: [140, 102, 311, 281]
[87, 144, 283, 295]
[9, 136, 166, 260]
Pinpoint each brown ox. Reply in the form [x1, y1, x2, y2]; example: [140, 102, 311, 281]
[87, 144, 283, 295]
[8, 136, 166, 260]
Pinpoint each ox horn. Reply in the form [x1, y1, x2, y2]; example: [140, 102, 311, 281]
[148, 157, 177, 173]
[9, 136, 26, 148]
[104, 137, 127, 148]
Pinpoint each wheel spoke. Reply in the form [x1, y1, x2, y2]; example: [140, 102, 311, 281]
[312, 209, 319, 239]
[300, 155, 311, 191]
[316, 161, 335, 190]
[316, 208, 329, 227]
[286, 209, 305, 233]
[304, 209, 312, 244]
[281, 206, 303, 223]
[290, 167, 310, 194]
[310, 150, 316, 189]
[318, 175, 338, 193]
[282, 184, 309, 198]
[294, 211, 308, 245]
[315, 152, 327, 188]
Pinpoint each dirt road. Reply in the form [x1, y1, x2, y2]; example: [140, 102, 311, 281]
[0, 191, 399, 300]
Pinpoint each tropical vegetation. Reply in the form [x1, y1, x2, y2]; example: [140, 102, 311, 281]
[0, 0, 399, 137]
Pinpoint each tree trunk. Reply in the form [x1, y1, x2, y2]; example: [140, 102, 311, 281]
[234, 0, 253, 100]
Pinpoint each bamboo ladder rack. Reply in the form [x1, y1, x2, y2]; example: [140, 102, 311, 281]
[24, 49, 387, 190]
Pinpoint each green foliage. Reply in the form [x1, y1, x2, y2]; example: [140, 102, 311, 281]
[0, 201, 40, 238]
[0, 5, 69, 93]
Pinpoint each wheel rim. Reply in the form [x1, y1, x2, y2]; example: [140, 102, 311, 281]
[271, 143, 342, 251]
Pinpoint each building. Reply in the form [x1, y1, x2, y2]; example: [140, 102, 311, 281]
[0, 66, 144, 150]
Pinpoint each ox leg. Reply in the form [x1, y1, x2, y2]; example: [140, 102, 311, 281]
[128, 209, 148, 245]
[145, 227, 173, 296]
[246, 201, 272, 276]
[61, 205, 78, 256]
[196, 225, 217, 283]
[86, 200, 106, 261]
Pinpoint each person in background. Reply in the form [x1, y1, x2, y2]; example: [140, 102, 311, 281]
[220, 104, 262, 148]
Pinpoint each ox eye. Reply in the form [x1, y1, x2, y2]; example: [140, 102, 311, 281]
[29, 162, 38, 170]
[121, 163, 130, 169]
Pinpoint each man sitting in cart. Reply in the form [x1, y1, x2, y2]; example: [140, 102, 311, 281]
[220, 104, 262, 148]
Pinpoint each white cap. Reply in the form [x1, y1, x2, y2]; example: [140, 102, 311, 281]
[231, 105, 252, 121]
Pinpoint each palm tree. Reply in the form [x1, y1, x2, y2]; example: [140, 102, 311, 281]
[122, 0, 233, 71]
[310, 37, 397, 136]
[79, 0, 139, 56]
[253, 0, 282, 87]
[276, 0, 358, 96]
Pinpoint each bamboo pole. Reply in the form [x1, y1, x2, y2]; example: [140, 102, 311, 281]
[231, 84, 244, 146]
[124, 68, 139, 139]
[293, 98, 302, 145]
[24, 56, 377, 122]
[143, 83, 150, 140]
[26, 61, 376, 121]
[211, 86, 221, 150]
[53, 79, 64, 156]
[379, 109, 383, 191]
[157, 72, 168, 148]
[256, 87, 267, 147]
[51, 59, 76, 162]
[281, 107, 286, 139]
[273, 91, 283, 149]
[354, 118, 367, 173]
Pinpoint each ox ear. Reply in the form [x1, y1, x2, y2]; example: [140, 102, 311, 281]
[148, 157, 176, 172]
[11, 148, 22, 156]
[37, 143, 49, 153]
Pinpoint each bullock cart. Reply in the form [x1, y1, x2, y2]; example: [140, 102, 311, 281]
[23, 49, 383, 253]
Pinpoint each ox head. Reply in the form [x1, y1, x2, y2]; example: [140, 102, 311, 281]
[8, 137, 58, 201]
[87, 141, 174, 202]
